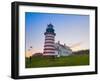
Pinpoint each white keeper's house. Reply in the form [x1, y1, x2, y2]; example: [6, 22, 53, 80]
[55, 41, 72, 57]
[43, 23, 72, 57]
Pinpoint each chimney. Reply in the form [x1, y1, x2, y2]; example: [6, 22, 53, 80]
[58, 41, 60, 44]
[64, 43, 66, 46]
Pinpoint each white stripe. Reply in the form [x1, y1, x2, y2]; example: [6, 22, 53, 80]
[44, 43, 54, 46]
[44, 47, 55, 49]
[45, 37, 54, 40]
[44, 50, 55, 52]
[45, 40, 54, 42]
[45, 34, 55, 37]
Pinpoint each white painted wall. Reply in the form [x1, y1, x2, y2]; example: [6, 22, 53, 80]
[0, 0, 99, 81]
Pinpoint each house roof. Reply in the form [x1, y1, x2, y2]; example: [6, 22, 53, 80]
[55, 43, 72, 51]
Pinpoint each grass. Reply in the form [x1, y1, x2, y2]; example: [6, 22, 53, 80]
[25, 54, 89, 68]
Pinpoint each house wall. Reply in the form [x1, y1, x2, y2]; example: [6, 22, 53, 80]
[55, 43, 72, 57]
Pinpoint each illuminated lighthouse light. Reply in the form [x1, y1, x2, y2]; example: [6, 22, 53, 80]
[43, 23, 57, 56]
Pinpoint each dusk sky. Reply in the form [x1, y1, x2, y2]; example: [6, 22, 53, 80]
[25, 12, 89, 57]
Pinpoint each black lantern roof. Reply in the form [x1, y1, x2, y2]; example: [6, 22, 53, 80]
[44, 23, 56, 35]
[47, 23, 53, 28]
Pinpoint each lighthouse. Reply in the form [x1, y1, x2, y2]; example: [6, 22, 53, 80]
[43, 23, 56, 56]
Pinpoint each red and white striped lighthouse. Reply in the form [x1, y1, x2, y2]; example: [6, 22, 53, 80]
[43, 23, 56, 56]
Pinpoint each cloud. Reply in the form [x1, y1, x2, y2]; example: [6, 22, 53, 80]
[70, 42, 83, 48]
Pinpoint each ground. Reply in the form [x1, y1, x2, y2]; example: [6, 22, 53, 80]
[25, 54, 89, 68]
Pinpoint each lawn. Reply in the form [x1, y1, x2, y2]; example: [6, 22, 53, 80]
[25, 54, 89, 68]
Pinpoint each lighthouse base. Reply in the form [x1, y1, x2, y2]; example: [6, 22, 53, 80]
[43, 53, 58, 56]
[43, 53, 57, 58]
[43, 55, 57, 60]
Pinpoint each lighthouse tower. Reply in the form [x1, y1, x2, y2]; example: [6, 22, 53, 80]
[43, 23, 56, 56]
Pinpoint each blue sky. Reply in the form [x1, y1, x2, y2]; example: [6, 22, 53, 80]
[25, 12, 89, 56]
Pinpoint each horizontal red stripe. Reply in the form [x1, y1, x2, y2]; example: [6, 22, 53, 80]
[44, 48, 55, 50]
[45, 39, 54, 41]
[45, 42, 54, 44]
[44, 44, 54, 46]
[45, 36, 54, 38]
[44, 45, 55, 47]
[45, 38, 54, 40]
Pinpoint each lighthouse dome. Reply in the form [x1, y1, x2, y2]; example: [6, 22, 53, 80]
[48, 23, 53, 28]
